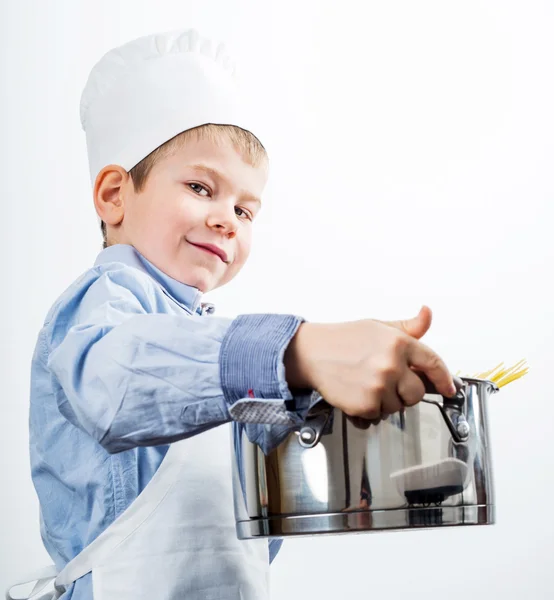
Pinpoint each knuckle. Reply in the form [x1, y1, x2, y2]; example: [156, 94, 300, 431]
[350, 396, 381, 419]
[427, 353, 443, 371]
[391, 333, 409, 352]
[373, 358, 400, 380]
[383, 397, 403, 414]
[362, 406, 381, 420]
[403, 393, 422, 407]
[371, 365, 395, 382]
[349, 403, 370, 418]
[363, 379, 386, 396]
[399, 379, 426, 407]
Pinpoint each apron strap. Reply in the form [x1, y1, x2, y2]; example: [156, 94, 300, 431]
[5, 565, 60, 600]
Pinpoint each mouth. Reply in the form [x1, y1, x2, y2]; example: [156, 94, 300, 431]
[187, 241, 229, 263]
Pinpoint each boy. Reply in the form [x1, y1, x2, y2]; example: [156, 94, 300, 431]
[21, 29, 455, 600]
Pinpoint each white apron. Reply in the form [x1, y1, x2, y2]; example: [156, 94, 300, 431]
[7, 424, 270, 600]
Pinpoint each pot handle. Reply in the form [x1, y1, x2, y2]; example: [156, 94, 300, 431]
[419, 373, 469, 443]
[298, 398, 333, 448]
[298, 374, 468, 449]
[418, 372, 465, 406]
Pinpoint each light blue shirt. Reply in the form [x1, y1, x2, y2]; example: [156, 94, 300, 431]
[29, 244, 312, 599]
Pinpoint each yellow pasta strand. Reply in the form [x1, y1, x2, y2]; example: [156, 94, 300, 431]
[490, 359, 527, 382]
[461, 359, 529, 389]
[474, 362, 504, 379]
[496, 368, 529, 388]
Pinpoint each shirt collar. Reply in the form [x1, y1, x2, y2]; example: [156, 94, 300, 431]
[94, 244, 204, 314]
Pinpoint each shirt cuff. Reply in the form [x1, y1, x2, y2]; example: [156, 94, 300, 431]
[220, 314, 306, 423]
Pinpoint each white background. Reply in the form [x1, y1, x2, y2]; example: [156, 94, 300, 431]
[1, 0, 553, 598]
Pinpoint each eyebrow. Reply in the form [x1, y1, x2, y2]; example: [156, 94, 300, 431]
[189, 164, 261, 206]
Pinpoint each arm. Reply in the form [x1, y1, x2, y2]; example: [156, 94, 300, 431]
[46, 265, 311, 453]
[47, 267, 456, 455]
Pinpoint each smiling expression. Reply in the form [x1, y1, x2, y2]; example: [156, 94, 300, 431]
[108, 135, 268, 292]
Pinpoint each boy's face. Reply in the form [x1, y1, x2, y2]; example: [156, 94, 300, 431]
[116, 136, 267, 292]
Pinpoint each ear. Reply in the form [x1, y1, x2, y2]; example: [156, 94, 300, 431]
[93, 165, 130, 226]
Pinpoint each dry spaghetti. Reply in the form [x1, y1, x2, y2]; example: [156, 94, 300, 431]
[455, 359, 529, 388]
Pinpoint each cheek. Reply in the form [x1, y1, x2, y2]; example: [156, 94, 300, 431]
[129, 193, 163, 227]
[141, 193, 194, 236]
[235, 229, 253, 263]
[137, 206, 171, 240]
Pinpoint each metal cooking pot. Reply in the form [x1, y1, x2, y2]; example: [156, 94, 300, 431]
[232, 376, 498, 538]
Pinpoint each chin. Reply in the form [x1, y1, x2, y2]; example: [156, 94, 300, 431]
[194, 281, 211, 293]
[178, 270, 215, 293]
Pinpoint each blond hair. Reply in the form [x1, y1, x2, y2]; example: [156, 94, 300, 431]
[101, 124, 267, 247]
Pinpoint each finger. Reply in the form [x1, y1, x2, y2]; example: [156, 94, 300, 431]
[397, 368, 427, 407]
[347, 416, 373, 430]
[406, 339, 456, 397]
[380, 384, 405, 416]
[378, 306, 433, 340]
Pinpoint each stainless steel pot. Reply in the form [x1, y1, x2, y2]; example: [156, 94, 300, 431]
[232, 376, 498, 538]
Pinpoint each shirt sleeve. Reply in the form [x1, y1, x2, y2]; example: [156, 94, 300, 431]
[45, 264, 312, 453]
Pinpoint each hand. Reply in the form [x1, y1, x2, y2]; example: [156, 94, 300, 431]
[284, 306, 455, 419]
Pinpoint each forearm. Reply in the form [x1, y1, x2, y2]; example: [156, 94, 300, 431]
[48, 312, 311, 453]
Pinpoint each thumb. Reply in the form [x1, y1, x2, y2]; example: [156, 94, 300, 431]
[380, 305, 433, 340]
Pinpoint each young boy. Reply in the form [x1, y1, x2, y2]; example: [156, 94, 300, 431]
[22, 29, 456, 600]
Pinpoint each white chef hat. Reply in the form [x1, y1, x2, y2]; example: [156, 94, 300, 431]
[80, 29, 263, 186]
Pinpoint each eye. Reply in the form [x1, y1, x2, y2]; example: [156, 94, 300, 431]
[235, 206, 253, 221]
[188, 183, 210, 196]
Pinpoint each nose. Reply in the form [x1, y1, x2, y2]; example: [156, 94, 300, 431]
[206, 203, 238, 238]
